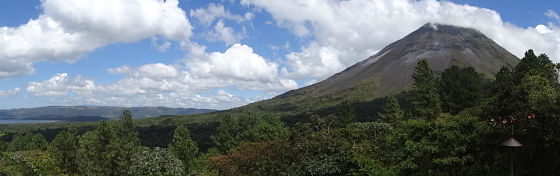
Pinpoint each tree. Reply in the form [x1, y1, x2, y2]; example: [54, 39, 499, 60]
[49, 129, 79, 174]
[6, 134, 27, 152]
[77, 121, 116, 175]
[378, 95, 405, 122]
[169, 125, 199, 173]
[112, 109, 140, 176]
[212, 115, 238, 152]
[514, 50, 558, 83]
[29, 133, 48, 151]
[0, 150, 64, 176]
[439, 66, 484, 114]
[212, 112, 290, 153]
[7, 133, 47, 151]
[0, 132, 5, 152]
[490, 66, 517, 118]
[398, 115, 492, 175]
[487, 50, 560, 175]
[129, 147, 186, 176]
[411, 59, 441, 119]
[335, 100, 357, 127]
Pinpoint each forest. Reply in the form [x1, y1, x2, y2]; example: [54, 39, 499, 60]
[1, 49, 559, 175]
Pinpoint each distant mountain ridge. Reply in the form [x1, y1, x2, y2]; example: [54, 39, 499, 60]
[0, 106, 216, 122]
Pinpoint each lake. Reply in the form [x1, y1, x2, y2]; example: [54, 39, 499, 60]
[0, 119, 60, 124]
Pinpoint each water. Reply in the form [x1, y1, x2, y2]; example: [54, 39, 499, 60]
[0, 119, 60, 124]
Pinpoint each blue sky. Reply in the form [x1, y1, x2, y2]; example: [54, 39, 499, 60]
[0, 0, 558, 110]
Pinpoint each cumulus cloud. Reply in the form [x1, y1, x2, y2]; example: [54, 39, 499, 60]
[190, 3, 250, 45]
[26, 43, 297, 109]
[205, 20, 244, 45]
[27, 73, 96, 96]
[25, 73, 252, 109]
[104, 43, 297, 94]
[188, 44, 279, 82]
[242, 0, 560, 80]
[0, 88, 20, 97]
[190, 3, 254, 25]
[0, 0, 192, 79]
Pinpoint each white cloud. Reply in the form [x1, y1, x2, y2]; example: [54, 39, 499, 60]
[151, 37, 173, 52]
[0, 0, 192, 79]
[190, 3, 254, 25]
[27, 73, 96, 96]
[109, 63, 179, 79]
[190, 3, 250, 45]
[25, 73, 252, 109]
[26, 43, 297, 109]
[546, 10, 560, 21]
[0, 88, 20, 97]
[243, 0, 560, 80]
[188, 43, 279, 82]
[205, 20, 244, 45]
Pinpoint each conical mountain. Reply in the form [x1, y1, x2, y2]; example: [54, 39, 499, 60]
[279, 23, 519, 99]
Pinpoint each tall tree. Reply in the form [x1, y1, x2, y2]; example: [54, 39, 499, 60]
[411, 59, 441, 119]
[48, 129, 79, 174]
[77, 121, 116, 175]
[169, 125, 199, 173]
[112, 109, 140, 176]
[490, 66, 518, 118]
[439, 66, 484, 114]
[378, 95, 405, 122]
[514, 50, 558, 83]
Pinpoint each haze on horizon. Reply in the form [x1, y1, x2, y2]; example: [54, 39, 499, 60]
[0, 0, 559, 110]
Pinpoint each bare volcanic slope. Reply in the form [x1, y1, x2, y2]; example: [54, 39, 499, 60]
[280, 23, 519, 99]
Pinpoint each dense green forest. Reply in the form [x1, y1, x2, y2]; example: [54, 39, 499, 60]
[1, 50, 560, 175]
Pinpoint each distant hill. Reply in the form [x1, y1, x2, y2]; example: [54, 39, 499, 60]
[0, 106, 216, 122]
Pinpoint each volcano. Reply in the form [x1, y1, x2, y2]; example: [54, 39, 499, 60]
[279, 23, 519, 99]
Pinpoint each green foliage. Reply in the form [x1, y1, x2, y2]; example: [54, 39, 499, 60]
[77, 110, 141, 176]
[4, 49, 560, 176]
[378, 95, 405, 122]
[396, 115, 492, 175]
[7, 133, 47, 151]
[77, 121, 117, 175]
[411, 59, 442, 119]
[129, 147, 186, 176]
[439, 65, 484, 114]
[490, 66, 517, 117]
[169, 125, 199, 173]
[113, 109, 141, 175]
[190, 148, 220, 176]
[0, 132, 5, 152]
[486, 49, 560, 175]
[335, 100, 358, 126]
[0, 150, 65, 176]
[211, 112, 290, 153]
[514, 49, 558, 82]
[49, 128, 79, 174]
